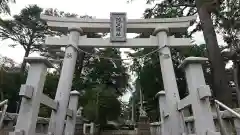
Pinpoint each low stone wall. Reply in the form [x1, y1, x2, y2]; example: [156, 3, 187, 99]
[0, 130, 9, 135]
[0, 112, 85, 135]
[100, 130, 136, 135]
[149, 122, 161, 135]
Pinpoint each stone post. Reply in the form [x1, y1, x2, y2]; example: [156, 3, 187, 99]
[179, 57, 215, 134]
[48, 28, 82, 135]
[155, 91, 168, 135]
[83, 122, 95, 135]
[77, 106, 83, 116]
[131, 98, 135, 125]
[137, 101, 150, 135]
[11, 57, 53, 135]
[65, 90, 80, 135]
[153, 28, 185, 135]
[234, 118, 240, 135]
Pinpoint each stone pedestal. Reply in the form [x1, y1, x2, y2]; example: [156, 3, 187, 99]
[137, 116, 151, 135]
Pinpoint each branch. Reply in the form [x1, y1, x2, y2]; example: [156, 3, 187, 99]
[187, 10, 198, 16]
[21, 44, 27, 50]
[151, 4, 158, 10]
[179, 6, 189, 15]
[158, 3, 196, 8]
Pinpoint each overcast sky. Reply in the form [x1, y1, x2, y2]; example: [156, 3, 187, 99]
[0, 0, 226, 102]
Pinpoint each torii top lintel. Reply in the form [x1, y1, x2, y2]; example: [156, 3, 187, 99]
[40, 15, 196, 34]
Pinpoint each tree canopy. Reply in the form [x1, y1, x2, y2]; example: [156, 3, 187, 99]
[0, 5, 56, 72]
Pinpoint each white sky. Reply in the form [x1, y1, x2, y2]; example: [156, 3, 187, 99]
[0, 0, 226, 102]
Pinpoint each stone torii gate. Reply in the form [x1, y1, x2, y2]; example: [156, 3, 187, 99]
[39, 13, 217, 135]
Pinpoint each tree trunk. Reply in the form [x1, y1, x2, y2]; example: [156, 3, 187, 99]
[74, 47, 93, 78]
[0, 90, 3, 101]
[195, 1, 233, 107]
[17, 47, 31, 113]
[0, 69, 3, 101]
[233, 62, 240, 106]
[75, 50, 86, 78]
[20, 48, 31, 73]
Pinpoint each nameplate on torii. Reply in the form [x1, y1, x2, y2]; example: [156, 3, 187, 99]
[43, 35, 192, 48]
[110, 12, 127, 42]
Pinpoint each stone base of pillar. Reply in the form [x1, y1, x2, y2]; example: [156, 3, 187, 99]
[137, 116, 151, 135]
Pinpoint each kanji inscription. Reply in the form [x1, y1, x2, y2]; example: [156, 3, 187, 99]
[66, 53, 72, 58]
[110, 12, 127, 42]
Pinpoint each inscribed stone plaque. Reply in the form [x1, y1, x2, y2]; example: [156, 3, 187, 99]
[110, 12, 127, 42]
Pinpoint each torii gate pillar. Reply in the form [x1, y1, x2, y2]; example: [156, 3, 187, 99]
[154, 28, 185, 135]
[48, 28, 83, 135]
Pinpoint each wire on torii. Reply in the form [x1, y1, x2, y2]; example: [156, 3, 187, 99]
[0, 45, 167, 72]
[75, 45, 168, 61]
[46, 45, 168, 72]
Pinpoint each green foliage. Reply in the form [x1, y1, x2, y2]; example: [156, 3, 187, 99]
[0, 5, 53, 50]
[76, 48, 129, 126]
[83, 85, 122, 126]
[213, 0, 240, 53]
[44, 8, 94, 19]
[144, 0, 197, 19]
[81, 48, 129, 95]
[0, 5, 57, 71]
[0, 55, 26, 113]
[43, 72, 59, 98]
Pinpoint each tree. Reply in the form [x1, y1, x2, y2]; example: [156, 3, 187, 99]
[195, 0, 233, 107]
[0, 5, 56, 72]
[0, 55, 25, 113]
[82, 48, 129, 94]
[213, 0, 240, 105]
[142, 0, 233, 106]
[83, 84, 122, 131]
[77, 48, 129, 125]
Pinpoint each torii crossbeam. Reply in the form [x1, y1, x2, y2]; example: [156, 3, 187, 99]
[44, 35, 192, 48]
[41, 15, 196, 33]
